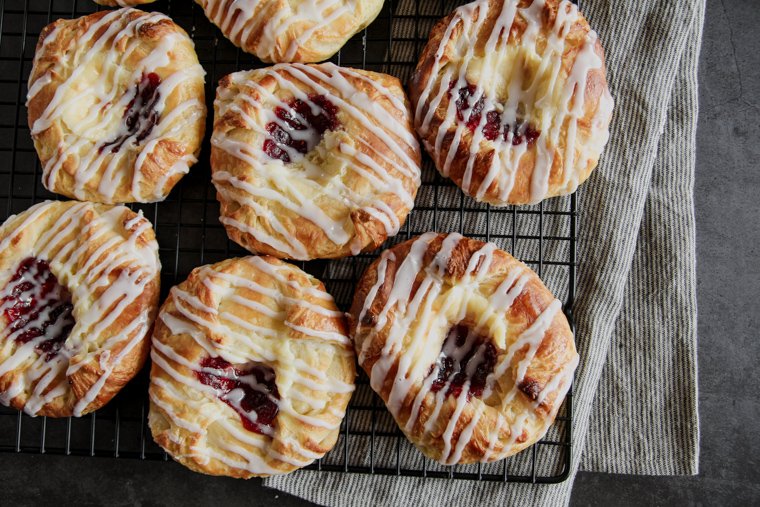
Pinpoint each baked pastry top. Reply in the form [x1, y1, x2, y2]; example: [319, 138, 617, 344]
[195, 0, 383, 63]
[92, 0, 157, 6]
[350, 233, 577, 464]
[149, 256, 356, 477]
[0, 200, 161, 417]
[211, 63, 421, 260]
[410, 0, 614, 205]
[27, 8, 206, 204]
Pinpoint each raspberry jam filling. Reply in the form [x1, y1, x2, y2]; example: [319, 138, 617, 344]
[263, 94, 339, 163]
[429, 324, 498, 399]
[100, 72, 162, 153]
[196, 356, 280, 435]
[452, 83, 540, 145]
[1, 257, 74, 361]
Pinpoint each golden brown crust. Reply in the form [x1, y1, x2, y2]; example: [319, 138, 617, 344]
[27, 8, 206, 204]
[93, 0, 157, 6]
[211, 63, 421, 260]
[349, 233, 578, 464]
[409, 0, 613, 205]
[0, 201, 161, 417]
[149, 256, 356, 477]
[195, 0, 383, 63]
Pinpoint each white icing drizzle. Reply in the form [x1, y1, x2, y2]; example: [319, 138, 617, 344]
[149, 256, 355, 474]
[195, 0, 375, 63]
[0, 201, 160, 416]
[212, 63, 420, 259]
[27, 8, 206, 203]
[356, 233, 575, 463]
[414, 0, 614, 204]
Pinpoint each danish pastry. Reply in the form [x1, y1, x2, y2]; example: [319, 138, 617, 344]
[195, 0, 383, 63]
[350, 233, 578, 464]
[149, 256, 356, 477]
[410, 0, 614, 205]
[27, 8, 207, 204]
[92, 0, 157, 7]
[211, 63, 421, 260]
[0, 200, 161, 417]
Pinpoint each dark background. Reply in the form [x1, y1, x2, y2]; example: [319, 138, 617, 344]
[1, 0, 758, 505]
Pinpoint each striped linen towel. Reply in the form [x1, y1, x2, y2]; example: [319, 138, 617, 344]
[265, 0, 703, 503]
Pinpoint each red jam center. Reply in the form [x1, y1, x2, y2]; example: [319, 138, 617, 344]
[452, 83, 540, 145]
[196, 356, 280, 435]
[429, 324, 498, 400]
[1, 257, 74, 361]
[100, 72, 162, 153]
[263, 94, 339, 163]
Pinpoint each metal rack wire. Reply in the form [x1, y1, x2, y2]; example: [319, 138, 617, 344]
[0, 0, 576, 484]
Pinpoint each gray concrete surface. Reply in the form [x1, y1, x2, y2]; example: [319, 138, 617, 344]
[1, 0, 758, 505]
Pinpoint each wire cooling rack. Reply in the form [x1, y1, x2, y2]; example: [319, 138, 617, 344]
[0, 0, 577, 484]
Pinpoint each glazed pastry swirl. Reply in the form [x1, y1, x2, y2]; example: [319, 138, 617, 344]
[410, 0, 614, 205]
[350, 233, 578, 464]
[149, 256, 355, 477]
[27, 8, 207, 204]
[0, 201, 160, 417]
[195, 0, 384, 63]
[211, 63, 421, 260]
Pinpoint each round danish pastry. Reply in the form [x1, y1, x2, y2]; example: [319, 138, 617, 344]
[0, 200, 161, 417]
[27, 8, 207, 204]
[350, 233, 578, 464]
[195, 0, 383, 63]
[410, 0, 614, 205]
[211, 63, 421, 260]
[148, 256, 356, 477]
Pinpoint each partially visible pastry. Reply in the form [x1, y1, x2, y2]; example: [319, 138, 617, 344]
[0, 200, 161, 417]
[195, 0, 384, 63]
[211, 63, 421, 260]
[410, 0, 614, 205]
[27, 8, 206, 204]
[149, 256, 356, 477]
[92, 0, 157, 6]
[350, 233, 578, 464]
